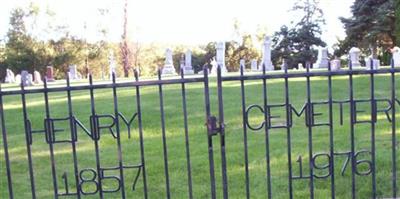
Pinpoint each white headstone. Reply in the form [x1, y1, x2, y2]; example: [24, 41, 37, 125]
[298, 63, 304, 70]
[108, 51, 117, 80]
[33, 71, 43, 84]
[392, 46, 400, 67]
[259, 36, 274, 71]
[315, 47, 329, 68]
[365, 57, 380, 70]
[330, 59, 341, 71]
[349, 47, 361, 67]
[210, 57, 218, 75]
[211, 42, 228, 75]
[251, 59, 258, 72]
[68, 64, 80, 80]
[183, 50, 194, 75]
[21, 70, 33, 86]
[4, 69, 15, 83]
[162, 48, 177, 75]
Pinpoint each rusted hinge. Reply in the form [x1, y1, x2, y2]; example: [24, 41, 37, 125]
[207, 116, 223, 136]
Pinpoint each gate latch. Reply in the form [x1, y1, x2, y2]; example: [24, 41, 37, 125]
[207, 116, 222, 136]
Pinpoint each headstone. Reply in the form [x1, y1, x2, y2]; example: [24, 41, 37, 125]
[349, 47, 361, 67]
[298, 63, 304, 70]
[162, 48, 177, 75]
[211, 42, 228, 75]
[330, 59, 341, 71]
[240, 59, 245, 68]
[251, 59, 258, 72]
[46, 66, 55, 82]
[21, 70, 33, 86]
[392, 46, 400, 67]
[210, 57, 219, 75]
[183, 50, 194, 75]
[259, 36, 274, 71]
[4, 69, 15, 83]
[68, 64, 80, 80]
[108, 51, 117, 80]
[33, 71, 43, 84]
[315, 47, 329, 68]
[281, 59, 288, 71]
[15, 74, 21, 84]
[365, 57, 380, 70]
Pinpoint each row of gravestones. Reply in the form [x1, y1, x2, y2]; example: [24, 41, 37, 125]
[4, 65, 82, 86]
[161, 37, 400, 76]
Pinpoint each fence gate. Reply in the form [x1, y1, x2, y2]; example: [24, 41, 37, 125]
[0, 63, 399, 199]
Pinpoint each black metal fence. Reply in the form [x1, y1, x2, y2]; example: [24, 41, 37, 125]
[0, 61, 399, 198]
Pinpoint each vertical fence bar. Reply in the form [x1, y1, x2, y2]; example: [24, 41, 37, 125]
[261, 64, 272, 199]
[239, 64, 250, 199]
[305, 65, 314, 199]
[180, 68, 193, 199]
[284, 65, 293, 199]
[390, 58, 398, 198]
[65, 76, 81, 199]
[217, 65, 228, 199]
[369, 59, 377, 198]
[348, 60, 356, 199]
[203, 66, 216, 199]
[111, 73, 126, 198]
[43, 79, 59, 199]
[88, 75, 104, 198]
[327, 62, 335, 199]
[0, 85, 13, 199]
[134, 69, 148, 199]
[20, 81, 36, 199]
[157, 69, 171, 199]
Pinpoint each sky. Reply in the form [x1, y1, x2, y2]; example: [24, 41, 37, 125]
[0, 0, 354, 47]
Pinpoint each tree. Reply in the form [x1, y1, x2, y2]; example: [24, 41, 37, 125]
[339, 0, 395, 58]
[271, 0, 326, 68]
[120, 0, 130, 77]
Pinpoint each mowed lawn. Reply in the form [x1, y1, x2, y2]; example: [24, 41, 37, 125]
[0, 71, 399, 198]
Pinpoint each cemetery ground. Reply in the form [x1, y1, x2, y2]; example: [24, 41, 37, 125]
[0, 70, 399, 198]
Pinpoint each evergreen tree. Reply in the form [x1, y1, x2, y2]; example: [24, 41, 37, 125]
[339, 0, 395, 57]
[271, 0, 326, 68]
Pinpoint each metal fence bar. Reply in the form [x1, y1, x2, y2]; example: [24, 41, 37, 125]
[20, 81, 36, 199]
[0, 85, 13, 199]
[217, 65, 228, 199]
[88, 75, 104, 198]
[65, 75, 81, 199]
[133, 69, 148, 199]
[305, 65, 314, 199]
[284, 66, 293, 199]
[43, 78, 59, 199]
[348, 62, 356, 199]
[203, 66, 217, 199]
[239, 64, 250, 199]
[180, 68, 194, 199]
[390, 59, 398, 198]
[221, 68, 400, 82]
[111, 73, 126, 198]
[369, 60, 377, 198]
[157, 70, 171, 199]
[261, 64, 272, 199]
[327, 62, 335, 199]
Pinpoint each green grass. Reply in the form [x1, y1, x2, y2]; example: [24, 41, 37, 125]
[0, 72, 399, 198]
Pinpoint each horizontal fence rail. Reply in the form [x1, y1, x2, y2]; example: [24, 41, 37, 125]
[0, 64, 399, 198]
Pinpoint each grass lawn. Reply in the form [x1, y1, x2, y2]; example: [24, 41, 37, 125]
[0, 70, 399, 198]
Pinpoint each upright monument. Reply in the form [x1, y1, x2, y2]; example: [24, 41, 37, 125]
[259, 36, 274, 71]
[211, 42, 228, 75]
[162, 48, 177, 75]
